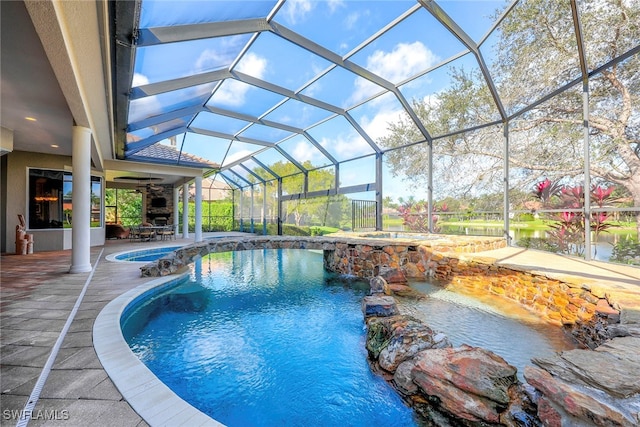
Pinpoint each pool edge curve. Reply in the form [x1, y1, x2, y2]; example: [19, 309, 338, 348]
[93, 274, 225, 427]
[105, 244, 184, 263]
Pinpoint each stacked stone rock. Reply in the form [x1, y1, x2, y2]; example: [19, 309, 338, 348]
[363, 270, 640, 427]
[433, 260, 621, 339]
[327, 239, 621, 344]
[326, 236, 506, 279]
[525, 319, 640, 426]
[362, 269, 538, 426]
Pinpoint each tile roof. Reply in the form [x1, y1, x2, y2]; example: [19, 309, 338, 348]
[128, 143, 218, 169]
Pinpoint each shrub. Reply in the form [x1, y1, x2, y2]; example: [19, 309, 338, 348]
[398, 201, 440, 233]
[264, 223, 311, 236]
[516, 213, 536, 222]
[309, 226, 341, 236]
[516, 237, 560, 253]
[530, 180, 618, 257]
[610, 238, 640, 266]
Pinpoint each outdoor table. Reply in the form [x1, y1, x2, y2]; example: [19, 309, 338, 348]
[134, 225, 167, 241]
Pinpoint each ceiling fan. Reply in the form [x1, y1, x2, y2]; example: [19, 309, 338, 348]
[136, 183, 162, 191]
[114, 176, 163, 191]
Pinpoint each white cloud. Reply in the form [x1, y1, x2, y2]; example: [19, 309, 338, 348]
[292, 141, 318, 163]
[304, 80, 321, 98]
[132, 73, 150, 87]
[223, 149, 254, 166]
[421, 93, 442, 108]
[319, 132, 372, 160]
[344, 11, 360, 30]
[194, 49, 228, 74]
[282, 0, 343, 25]
[193, 35, 248, 74]
[215, 53, 268, 107]
[281, 0, 314, 25]
[360, 108, 406, 141]
[369, 42, 439, 82]
[209, 81, 242, 107]
[235, 52, 267, 77]
[349, 79, 381, 107]
[327, 0, 345, 14]
[349, 42, 439, 105]
[129, 73, 162, 123]
[339, 9, 368, 54]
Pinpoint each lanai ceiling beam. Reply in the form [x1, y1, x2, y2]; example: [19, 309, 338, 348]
[189, 127, 275, 148]
[136, 18, 269, 46]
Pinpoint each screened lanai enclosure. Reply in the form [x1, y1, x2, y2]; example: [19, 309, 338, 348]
[114, 0, 639, 263]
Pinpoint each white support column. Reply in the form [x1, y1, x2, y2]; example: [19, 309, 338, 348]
[262, 182, 267, 235]
[182, 183, 190, 239]
[69, 126, 92, 274]
[277, 179, 283, 235]
[141, 190, 147, 223]
[250, 185, 255, 233]
[173, 187, 179, 232]
[239, 189, 244, 232]
[195, 176, 203, 242]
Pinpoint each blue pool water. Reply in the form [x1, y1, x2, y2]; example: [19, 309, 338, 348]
[113, 246, 181, 262]
[122, 249, 418, 426]
[398, 282, 576, 380]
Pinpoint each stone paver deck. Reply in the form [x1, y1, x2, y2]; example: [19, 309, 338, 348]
[1, 234, 638, 426]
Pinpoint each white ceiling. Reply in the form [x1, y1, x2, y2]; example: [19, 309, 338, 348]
[0, 1, 207, 187]
[0, 1, 73, 156]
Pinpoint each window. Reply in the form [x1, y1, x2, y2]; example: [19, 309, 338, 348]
[28, 168, 102, 229]
[105, 188, 142, 226]
[91, 177, 101, 226]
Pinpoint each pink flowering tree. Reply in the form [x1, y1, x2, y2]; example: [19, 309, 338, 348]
[532, 179, 617, 256]
[398, 201, 439, 233]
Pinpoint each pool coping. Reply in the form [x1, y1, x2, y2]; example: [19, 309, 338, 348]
[92, 272, 224, 427]
[105, 244, 186, 263]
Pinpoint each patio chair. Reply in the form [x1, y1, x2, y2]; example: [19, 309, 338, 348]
[159, 224, 176, 241]
[139, 226, 156, 241]
[129, 225, 142, 242]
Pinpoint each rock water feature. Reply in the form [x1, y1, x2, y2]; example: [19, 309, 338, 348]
[363, 269, 640, 427]
[363, 270, 536, 426]
[140, 236, 640, 425]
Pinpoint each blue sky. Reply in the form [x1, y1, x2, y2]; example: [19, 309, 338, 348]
[129, 0, 509, 202]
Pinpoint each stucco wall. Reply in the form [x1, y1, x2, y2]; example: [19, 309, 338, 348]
[3, 150, 105, 252]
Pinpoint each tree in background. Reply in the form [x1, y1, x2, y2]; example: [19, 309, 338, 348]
[380, 0, 639, 236]
[105, 188, 142, 226]
[382, 196, 398, 210]
[252, 160, 349, 229]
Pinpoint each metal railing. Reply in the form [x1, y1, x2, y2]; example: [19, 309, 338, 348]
[352, 200, 377, 231]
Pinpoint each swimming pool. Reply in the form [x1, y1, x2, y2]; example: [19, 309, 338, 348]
[397, 281, 576, 380]
[122, 249, 417, 426]
[107, 246, 182, 262]
[113, 248, 577, 426]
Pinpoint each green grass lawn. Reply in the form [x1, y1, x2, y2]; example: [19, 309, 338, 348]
[389, 217, 637, 233]
[310, 225, 341, 235]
